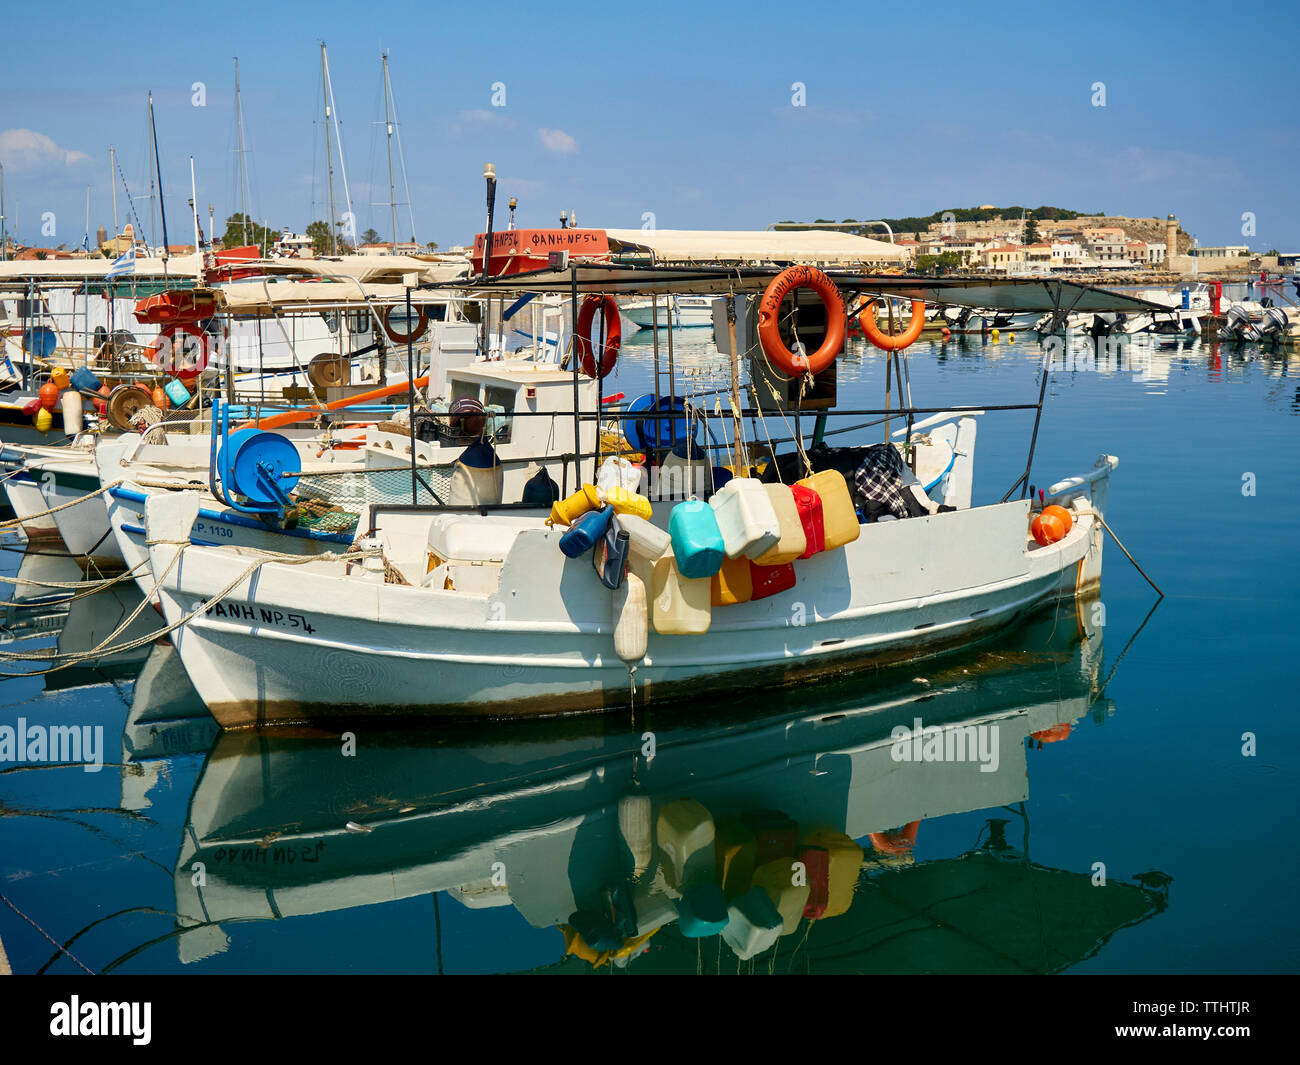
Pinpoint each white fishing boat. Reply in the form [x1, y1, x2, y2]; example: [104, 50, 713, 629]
[623, 294, 716, 329]
[138, 256, 1153, 729]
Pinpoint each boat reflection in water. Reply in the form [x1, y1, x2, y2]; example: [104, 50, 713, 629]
[169, 600, 1168, 973]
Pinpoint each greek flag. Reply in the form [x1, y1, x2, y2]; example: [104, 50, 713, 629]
[106, 244, 135, 280]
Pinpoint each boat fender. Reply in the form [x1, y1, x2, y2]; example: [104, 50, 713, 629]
[613, 571, 647, 662]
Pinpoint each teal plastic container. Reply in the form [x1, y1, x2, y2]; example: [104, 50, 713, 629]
[164, 378, 192, 406]
[676, 884, 729, 938]
[668, 499, 725, 579]
[559, 505, 613, 559]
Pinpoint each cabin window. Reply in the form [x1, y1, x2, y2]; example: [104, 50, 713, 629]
[483, 385, 515, 443]
[349, 311, 370, 335]
[322, 311, 339, 334]
[450, 379, 480, 404]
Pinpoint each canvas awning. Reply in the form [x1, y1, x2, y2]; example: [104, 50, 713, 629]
[218, 278, 456, 315]
[604, 228, 908, 265]
[266, 254, 469, 285]
[442, 262, 1169, 312]
[0, 254, 203, 280]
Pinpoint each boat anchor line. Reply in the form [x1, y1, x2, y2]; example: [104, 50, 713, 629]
[0, 539, 386, 678]
[1074, 506, 1164, 599]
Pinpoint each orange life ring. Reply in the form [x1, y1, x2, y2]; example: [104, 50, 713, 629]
[381, 303, 429, 344]
[859, 299, 926, 351]
[868, 820, 920, 855]
[575, 294, 621, 379]
[149, 323, 210, 382]
[757, 266, 847, 376]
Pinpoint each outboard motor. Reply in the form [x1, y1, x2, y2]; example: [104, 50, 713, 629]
[1261, 307, 1288, 338]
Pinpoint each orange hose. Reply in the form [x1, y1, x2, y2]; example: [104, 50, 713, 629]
[235, 375, 430, 431]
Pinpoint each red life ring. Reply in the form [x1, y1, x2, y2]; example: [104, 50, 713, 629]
[860, 299, 926, 351]
[149, 323, 210, 382]
[757, 266, 847, 376]
[868, 820, 920, 855]
[381, 303, 429, 344]
[575, 294, 621, 379]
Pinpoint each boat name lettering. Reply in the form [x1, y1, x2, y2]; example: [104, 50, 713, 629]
[209, 841, 326, 865]
[205, 600, 317, 633]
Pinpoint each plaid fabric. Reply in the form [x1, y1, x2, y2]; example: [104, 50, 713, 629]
[853, 443, 911, 520]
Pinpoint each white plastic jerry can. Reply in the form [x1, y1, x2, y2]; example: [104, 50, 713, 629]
[709, 477, 781, 559]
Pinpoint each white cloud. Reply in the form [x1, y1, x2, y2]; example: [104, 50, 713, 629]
[537, 128, 577, 155]
[0, 128, 89, 169]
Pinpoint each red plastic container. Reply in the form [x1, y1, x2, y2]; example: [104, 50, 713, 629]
[798, 845, 830, 919]
[792, 484, 825, 558]
[745, 809, 799, 865]
[749, 560, 795, 601]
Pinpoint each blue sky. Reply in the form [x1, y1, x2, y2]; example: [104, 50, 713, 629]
[1, 0, 1296, 251]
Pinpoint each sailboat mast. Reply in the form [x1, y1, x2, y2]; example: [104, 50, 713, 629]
[234, 57, 250, 246]
[0, 159, 6, 261]
[323, 48, 354, 248]
[148, 92, 171, 276]
[382, 52, 398, 248]
[321, 42, 338, 255]
[147, 102, 157, 251]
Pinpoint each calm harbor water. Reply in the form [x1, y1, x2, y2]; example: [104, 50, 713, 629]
[1, 324, 1297, 974]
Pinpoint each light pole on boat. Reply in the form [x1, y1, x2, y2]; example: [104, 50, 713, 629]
[404, 270, 418, 504]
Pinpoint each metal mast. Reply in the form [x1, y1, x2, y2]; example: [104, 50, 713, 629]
[321, 42, 338, 254]
[234, 57, 250, 246]
[382, 51, 398, 248]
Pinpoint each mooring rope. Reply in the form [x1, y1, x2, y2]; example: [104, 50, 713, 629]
[0, 540, 385, 675]
[0, 479, 124, 532]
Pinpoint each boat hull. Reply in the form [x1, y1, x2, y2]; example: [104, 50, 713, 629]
[145, 470, 1110, 729]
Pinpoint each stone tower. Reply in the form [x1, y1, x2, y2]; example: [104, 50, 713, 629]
[1165, 215, 1179, 256]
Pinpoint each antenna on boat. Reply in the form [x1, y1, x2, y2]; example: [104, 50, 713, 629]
[188, 156, 203, 279]
[148, 91, 171, 277]
[234, 57, 251, 248]
[481, 161, 496, 283]
[109, 147, 118, 259]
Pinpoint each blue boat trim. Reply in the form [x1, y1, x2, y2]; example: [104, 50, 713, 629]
[120, 521, 219, 548]
[109, 486, 355, 545]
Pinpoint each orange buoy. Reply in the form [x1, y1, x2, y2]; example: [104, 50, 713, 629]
[869, 821, 920, 855]
[574, 294, 621, 379]
[757, 266, 847, 376]
[38, 381, 60, 410]
[1041, 504, 1073, 535]
[1031, 511, 1067, 546]
[1032, 723, 1072, 747]
[860, 299, 925, 352]
[152, 386, 170, 410]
